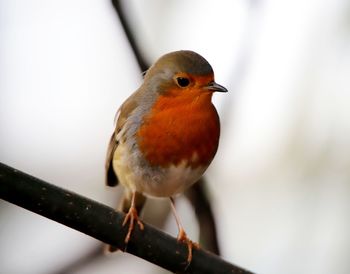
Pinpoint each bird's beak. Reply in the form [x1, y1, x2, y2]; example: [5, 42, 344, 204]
[205, 81, 228, 93]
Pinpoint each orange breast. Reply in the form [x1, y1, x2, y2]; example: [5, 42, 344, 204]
[137, 90, 220, 168]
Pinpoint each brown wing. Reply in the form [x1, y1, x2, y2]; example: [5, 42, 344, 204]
[105, 131, 119, 186]
[105, 92, 139, 187]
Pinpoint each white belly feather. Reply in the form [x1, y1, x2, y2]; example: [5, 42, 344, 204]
[113, 143, 207, 198]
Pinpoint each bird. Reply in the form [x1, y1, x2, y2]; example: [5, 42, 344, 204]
[105, 50, 227, 263]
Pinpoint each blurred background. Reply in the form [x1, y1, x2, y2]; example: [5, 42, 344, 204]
[1, 0, 350, 273]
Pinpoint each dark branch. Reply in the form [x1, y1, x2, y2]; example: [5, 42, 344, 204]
[185, 179, 220, 254]
[0, 162, 253, 274]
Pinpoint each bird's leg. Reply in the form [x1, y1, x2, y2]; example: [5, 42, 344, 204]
[122, 191, 144, 244]
[170, 197, 199, 263]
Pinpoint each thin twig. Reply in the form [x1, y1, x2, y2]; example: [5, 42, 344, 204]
[185, 179, 220, 254]
[111, 0, 148, 72]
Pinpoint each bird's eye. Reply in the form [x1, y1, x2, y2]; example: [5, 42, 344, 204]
[176, 77, 190, 87]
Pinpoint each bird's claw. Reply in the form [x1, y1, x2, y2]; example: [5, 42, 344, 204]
[177, 228, 199, 264]
[122, 206, 144, 244]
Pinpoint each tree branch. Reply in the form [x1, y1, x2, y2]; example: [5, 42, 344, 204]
[0, 162, 253, 274]
[111, 0, 148, 72]
[185, 179, 220, 254]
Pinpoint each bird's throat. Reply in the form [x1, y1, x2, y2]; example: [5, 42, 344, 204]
[137, 92, 220, 168]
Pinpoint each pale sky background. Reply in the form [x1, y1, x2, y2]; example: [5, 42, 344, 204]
[1, 0, 350, 273]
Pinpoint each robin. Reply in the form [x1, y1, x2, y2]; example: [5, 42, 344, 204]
[105, 50, 227, 263]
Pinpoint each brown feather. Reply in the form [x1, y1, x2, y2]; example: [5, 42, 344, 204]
[105, 92, 139, 187]
[105, 132, 119, 186]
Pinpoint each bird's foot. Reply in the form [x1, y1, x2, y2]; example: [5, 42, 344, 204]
[177, 228, 199, 264]
[122, 206, 144, 244]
